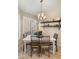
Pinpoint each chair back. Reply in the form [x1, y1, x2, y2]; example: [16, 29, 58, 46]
[41, 36, 50, 46]
[31, 35, 40, 46]
[53, 33, 58, 40]
[53, 33, 58, 51]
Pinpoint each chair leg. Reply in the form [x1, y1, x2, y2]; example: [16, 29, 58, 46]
[48, 47, 50, 57]
[26, 45, 27, 53]
[39, 46, 41, 56]
[23, 44, 24, 53]
[56, 44, 58, 52]
[31, 47, 32, 57]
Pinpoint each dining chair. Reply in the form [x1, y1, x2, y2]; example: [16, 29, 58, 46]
[53, 33, 58, 52]
[31, 36, 40, 57]
[40, 36, 50, 57]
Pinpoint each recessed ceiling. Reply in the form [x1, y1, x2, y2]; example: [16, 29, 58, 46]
[18, 0, 61, 19]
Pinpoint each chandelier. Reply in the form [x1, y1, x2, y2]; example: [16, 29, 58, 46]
[38, 0, 46, 20]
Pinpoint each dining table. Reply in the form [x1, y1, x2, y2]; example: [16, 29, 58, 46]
[23, 35, 56, 55]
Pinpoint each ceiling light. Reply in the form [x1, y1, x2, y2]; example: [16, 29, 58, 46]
[38, 0, 46, 20]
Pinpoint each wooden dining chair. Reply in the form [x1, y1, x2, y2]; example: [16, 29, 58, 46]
[53, 33, 58, 52]
[31, 36, 40, 57]
[40, 36, 50, 57]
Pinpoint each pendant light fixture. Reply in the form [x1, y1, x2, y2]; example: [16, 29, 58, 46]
[38, 0, 46, 20]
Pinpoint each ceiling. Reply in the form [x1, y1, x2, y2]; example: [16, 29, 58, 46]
[18, 0, 61, 20]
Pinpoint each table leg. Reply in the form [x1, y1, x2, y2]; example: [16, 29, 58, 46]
[24, 42, 26, 54]
[31, 45, 32, 57]
[53, 40, 56, 55]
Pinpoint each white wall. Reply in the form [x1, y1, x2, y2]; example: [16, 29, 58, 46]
[40, 25, 61, 47]
[18, 13, 21, 40]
